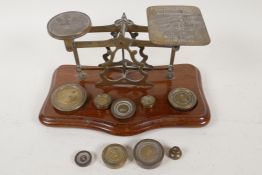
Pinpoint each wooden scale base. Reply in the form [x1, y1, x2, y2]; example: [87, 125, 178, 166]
[39, 64, 210, 136]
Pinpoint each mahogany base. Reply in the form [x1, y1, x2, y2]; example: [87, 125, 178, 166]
[39, 64, 210, 136]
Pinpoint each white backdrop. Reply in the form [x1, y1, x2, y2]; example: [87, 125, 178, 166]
[0, 0, 262, 174]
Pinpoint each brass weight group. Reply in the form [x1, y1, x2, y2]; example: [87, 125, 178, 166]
[75, 139, 182, 169]
[51, 83, 198, 118]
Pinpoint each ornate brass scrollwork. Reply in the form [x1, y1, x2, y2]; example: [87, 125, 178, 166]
[96, 14, 153, 86]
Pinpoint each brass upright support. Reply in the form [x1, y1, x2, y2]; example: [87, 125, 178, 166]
[167, 46, 180, 79]
[72, 41, 87, 80]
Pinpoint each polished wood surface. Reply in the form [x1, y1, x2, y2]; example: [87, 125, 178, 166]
[39, 64, 210, 136]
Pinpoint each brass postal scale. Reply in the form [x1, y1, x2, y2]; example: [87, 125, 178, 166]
[39, 6, 211, 136]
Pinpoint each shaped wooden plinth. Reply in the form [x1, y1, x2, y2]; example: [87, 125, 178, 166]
[39, 64, 210, 136]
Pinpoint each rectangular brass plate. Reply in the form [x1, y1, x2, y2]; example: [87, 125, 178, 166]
[147, 6, 210, 46]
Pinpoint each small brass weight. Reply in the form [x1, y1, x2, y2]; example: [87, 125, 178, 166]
[40, 5, 211, 136]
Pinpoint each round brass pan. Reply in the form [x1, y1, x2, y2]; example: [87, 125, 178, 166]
[47, 11, 92, 40]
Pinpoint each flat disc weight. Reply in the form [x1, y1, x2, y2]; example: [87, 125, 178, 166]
[51, 84, 87, 112]
[168, 87, 197, 111]
[111, 98, 136, 119]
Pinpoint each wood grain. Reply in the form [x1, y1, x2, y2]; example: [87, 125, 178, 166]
[39, 64, 210, 136]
